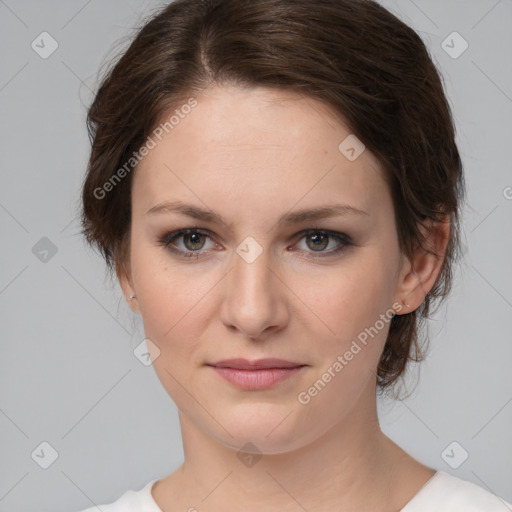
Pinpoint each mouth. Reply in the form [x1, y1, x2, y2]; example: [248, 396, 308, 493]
[206, 358, 307, 390]
[209, 358, 305, 370]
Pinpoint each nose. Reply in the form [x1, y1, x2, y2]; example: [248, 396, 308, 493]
[219, 244, 290, 341]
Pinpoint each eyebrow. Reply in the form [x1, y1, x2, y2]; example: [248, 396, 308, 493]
[145, 200, 368, 228]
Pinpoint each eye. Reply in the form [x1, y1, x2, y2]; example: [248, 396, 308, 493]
[292, 229, 352, 259]
[158, 228, 353, 260]
[158, 228, 216, 259]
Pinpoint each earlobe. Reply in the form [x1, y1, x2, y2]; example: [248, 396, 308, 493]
[116, 263, 139, 313]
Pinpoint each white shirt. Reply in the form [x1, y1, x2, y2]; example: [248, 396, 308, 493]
[77, 470, 512, 511]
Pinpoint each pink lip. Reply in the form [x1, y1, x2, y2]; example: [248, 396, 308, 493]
[210, 358, 304, 369]
[207, 358, 306, 390]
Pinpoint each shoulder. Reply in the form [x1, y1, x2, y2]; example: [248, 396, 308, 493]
[402, 471, 512, 512]
[75, 479, 161, 512]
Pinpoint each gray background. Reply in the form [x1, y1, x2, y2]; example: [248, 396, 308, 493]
[0, 0, 511, 510]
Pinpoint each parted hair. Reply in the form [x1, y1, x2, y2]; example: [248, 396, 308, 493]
[80, 0, 465, 391]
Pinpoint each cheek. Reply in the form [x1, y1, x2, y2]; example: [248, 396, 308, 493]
[296, 259, 398, 413]
[131, 234, 185, 304]
[130, 243, 209, 352]
[295, 262, 395, 416]
[302, 254, 395, 347]
[131, 248, 213, 407]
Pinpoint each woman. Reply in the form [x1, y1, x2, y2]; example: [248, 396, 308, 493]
[78, 0, 511, 510]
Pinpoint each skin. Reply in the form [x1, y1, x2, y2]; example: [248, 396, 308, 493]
[118, 84, 449, 511]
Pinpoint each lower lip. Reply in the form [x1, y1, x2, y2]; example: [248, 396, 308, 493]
[210, 366, 305, 390]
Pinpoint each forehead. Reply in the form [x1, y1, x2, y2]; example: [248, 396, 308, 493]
[132, 85, 388, 220]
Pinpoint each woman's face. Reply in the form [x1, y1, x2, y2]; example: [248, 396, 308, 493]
[121, 84, 409, 453]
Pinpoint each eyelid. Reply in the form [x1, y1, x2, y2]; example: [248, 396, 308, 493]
[294, 228, 352, 244]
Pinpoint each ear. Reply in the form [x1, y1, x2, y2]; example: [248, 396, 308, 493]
[393, 216, 451, 314]
[116, 260, 140, 314]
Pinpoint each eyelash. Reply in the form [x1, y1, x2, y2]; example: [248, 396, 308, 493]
[157, 228, 353, 260]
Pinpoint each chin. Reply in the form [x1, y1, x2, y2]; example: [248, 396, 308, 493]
[204, 403, 320, 455]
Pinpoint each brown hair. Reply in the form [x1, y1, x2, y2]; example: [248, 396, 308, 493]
[80, 0, 465, 391]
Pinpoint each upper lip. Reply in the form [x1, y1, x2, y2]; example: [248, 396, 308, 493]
[208, 358, 305, 370]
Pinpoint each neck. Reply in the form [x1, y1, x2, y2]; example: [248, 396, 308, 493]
[153, 382, 432, 511]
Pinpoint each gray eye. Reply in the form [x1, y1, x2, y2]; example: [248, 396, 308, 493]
[305, 232, 330, 251]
